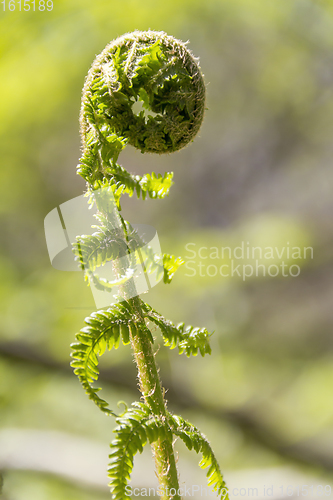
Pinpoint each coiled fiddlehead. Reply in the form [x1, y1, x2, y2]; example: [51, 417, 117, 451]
[71, 30, 229, 500]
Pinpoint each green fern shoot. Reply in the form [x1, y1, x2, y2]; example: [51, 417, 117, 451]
[70, 30, 229, 500]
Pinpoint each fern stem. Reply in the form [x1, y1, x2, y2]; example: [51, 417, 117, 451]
[116, 218, 181, 497]
[129, 296, 181, 500]
[108, 211, 181, 497]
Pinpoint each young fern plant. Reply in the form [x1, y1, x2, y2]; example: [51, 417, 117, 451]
[70, 30, 229, 500]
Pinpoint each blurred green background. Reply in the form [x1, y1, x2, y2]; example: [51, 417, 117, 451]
[1, 0, 333, 498]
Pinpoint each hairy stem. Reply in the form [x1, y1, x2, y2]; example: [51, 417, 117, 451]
[108, 211, 181, 499]
[129, 296, 181, 500]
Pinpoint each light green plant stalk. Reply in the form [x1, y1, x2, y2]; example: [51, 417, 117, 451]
[70, 30, 229, 500]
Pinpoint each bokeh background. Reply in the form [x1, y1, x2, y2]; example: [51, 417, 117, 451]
[1, 0, 333, 498]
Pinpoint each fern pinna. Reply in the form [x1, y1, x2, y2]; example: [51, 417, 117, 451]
[71, 30, 229, 499]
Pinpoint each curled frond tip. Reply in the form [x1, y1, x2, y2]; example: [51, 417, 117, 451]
[80, 30, 206, 156]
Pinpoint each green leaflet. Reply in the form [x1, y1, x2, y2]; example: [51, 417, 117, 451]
[99, 164, 174, 201]
[161, 253, 184, 284]
[142, 303, 212, 356]
[73, 231, 127, 274]
[108, 403, 164, 500]
[73, 231, 137, 293]
[70, 302, 135, 415]
[169, 414, 229, 499]
[122, 223, 183, 284]
[108, 406, 229, 500]
[138, 171, 174, 199]
[137, 246, 183, 285]
[73, 217, 183, 287]
[78, 151, 174, 201]
[72, 213, 141, 292]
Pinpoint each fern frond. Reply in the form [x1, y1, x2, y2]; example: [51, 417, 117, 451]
[72, 218, 142, 292]
[70, 303, 135, 415]
[73, 230, 127, 274]
[102, 163, 174, 201]
[72, 30, 226, 500]
[169, 414, 229, 499]
[141, 303, 212, 356]
[79, 88, 174, 198]
[120, 223, 182, 284]
[77, 148, 99, 184]
[161, 253, 184, 284]
[108, 402, 164, 499]
[139, 171, 174, 199]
